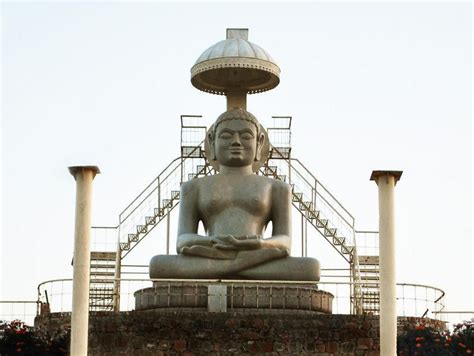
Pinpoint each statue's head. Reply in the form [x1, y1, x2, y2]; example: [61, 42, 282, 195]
[207, 108, 267, 169]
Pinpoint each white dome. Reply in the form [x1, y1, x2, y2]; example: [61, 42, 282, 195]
[194, 38, 276, 64]
[191, 29, 280, 95]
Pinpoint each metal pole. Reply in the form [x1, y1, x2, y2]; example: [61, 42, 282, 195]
[370, 170, 402, 356]
[113, 230, 121, 313]
[166, 209, 170, 255]
[301, 214, 304, 257]
[304, 219, 308, 257]
[68, 165, 100, 356]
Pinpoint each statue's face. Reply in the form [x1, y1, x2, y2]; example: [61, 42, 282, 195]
[214, 119, 258, 167]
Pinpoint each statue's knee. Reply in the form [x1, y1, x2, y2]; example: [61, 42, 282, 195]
[149, 255, 177, 278]
[298, 257, 321, 281]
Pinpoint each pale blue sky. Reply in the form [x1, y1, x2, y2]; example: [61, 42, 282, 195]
[1, 2, 472, 312]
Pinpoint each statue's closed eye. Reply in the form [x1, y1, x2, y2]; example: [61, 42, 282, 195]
[219, 133, 232, 139]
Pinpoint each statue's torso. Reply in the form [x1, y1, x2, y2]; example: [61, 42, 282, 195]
[196, 174, 274, 237]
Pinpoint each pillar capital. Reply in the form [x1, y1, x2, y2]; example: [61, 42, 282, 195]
[68, 165, 101, 180]
[370, 170, 402, 185]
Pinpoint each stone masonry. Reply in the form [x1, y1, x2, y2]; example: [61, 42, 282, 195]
[35, 311, 445, 355]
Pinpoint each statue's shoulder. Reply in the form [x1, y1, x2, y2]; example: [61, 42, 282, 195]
[180, 175, 215, 193]
[268, 177, 292, 196]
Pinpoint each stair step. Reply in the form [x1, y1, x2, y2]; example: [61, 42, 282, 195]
[128, 233, 139, 243]
[90, 252, 116, 261]
[359, 268, 379, 273]
[333, 236, 345, 245]
[90, 264, 115, 269]
[360, 284, 379, 289]
[360, 276, 380, 281]
[90, 271, 115, 277]
[292, 192, 303, 202]
[89, 294, 114, 298]
[359, 256, 380, 265]
[90, 279, 115, 284]
[316, 219, 328, 228]
[89, 304, 113, 308]
[154, 208, 164, 217]
[341, 245, 353, 254]
[171, 191, 180, 199]
[89, 300, 113, 304]
[136, 225, 148, 234]
[299, 201, 312, 211]
[90, 288, 114, 293]
[145, 216, 156, 225]
[361, 298, 380, 302]
[279, 175, 287, 182]
[325, 228, 337, 237]
[307, 210, 320, 219]
[120, 242, 130, 251]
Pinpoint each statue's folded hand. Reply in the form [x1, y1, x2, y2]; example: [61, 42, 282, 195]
[214, 234, 263, 250]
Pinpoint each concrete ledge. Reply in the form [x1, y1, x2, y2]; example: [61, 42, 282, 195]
[134, 282, 333, 314]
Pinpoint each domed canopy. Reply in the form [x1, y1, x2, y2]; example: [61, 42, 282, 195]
[191, 29, 280, 95]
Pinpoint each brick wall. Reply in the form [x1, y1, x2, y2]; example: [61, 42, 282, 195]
[35, 310, 445, 355]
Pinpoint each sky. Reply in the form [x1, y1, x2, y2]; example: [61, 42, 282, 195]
[1, 2, 472, 316]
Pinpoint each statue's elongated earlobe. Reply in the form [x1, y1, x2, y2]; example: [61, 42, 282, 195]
[208, 131, 217, 161]
[255, 131, 265, 161]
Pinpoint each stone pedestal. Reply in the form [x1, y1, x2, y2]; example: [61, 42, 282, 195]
[134, 282, 333, 314]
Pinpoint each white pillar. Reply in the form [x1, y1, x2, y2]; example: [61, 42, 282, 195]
[69, 165, 100, 356]
[370, 170, 402, 356]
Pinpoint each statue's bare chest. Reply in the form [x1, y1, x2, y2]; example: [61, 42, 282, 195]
[198, 176, 272, 218]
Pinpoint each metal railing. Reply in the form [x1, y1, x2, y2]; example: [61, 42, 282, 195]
[36, 278, 445, 320]
[266, 155, 358, 260]
[117, 147, 207, 258]
[0, 301, 39, 326]
[355, 230, 379, 257]
[432, 311, 474, 329]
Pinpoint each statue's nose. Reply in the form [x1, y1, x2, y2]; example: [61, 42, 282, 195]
[231, 133, 242, 145]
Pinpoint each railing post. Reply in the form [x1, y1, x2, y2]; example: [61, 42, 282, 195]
[166, 209, 170, 255]
[301, 214, 304, 257]
[68, 165, 100, 356]
[113, 227, 121, 312]
[371, 170, 402, 356]
[157, 177, 161, 214]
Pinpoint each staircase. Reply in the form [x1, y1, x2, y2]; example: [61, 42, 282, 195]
[261, 162, 355, 264]
[89, 251, 116, 311]
[118, 147, 212, 259]
[358, 255, 380, 314]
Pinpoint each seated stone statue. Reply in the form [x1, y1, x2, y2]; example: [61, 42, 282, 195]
[150, 108, 320, 281]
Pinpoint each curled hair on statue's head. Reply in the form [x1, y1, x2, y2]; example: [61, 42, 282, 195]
[208, 107, 265, 162]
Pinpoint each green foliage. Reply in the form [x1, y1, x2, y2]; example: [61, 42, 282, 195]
[0, 320, 69, 355]
[397, 319, 474, 355]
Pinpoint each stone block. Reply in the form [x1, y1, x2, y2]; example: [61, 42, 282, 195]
[357, 337, 374, 350]
[208, 284, 227, 312]
[325, 340, 339, 353]
[173, 339, 187, 351]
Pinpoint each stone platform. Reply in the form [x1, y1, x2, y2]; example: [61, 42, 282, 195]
[35, 310, 448, 355]
[134, 282, 333, 314]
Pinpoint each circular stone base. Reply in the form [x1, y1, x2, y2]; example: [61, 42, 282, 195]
[134, 282, 333, 314]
